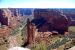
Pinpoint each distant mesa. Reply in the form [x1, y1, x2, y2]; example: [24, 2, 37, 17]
[32, 9, 69, 34]
[17, 8, 32, 16]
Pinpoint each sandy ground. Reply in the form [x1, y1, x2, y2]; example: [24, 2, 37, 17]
[8, 36, 18, 48]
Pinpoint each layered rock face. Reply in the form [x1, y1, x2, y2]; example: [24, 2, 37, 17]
[0, 8, 21, 38]
[0, 8, 21, 29]
[0, 9, 8, 25]
[32, 9, 69, 34]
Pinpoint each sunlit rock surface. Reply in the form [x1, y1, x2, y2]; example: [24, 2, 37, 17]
[8, 47, 30, 50]
[68, 46, 75, 50]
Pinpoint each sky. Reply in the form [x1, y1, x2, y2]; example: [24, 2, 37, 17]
[0, 0, 75, 8]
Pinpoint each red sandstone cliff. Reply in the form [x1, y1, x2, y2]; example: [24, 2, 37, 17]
[33, 9, 69, 34]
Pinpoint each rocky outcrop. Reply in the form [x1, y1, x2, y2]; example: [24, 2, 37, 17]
[0, 9, 8, 25]
[8, 47, 31, 50]
[32, 9, 69, 34]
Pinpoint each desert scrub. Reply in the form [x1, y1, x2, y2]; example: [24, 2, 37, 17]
[39, 41, 47, 50]
[48, 38, 69, 50]
[31, 41, 47, 50]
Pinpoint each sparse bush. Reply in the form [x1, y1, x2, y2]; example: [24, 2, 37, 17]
[32, 41, 47, 50]
[48, 38, 69, 50]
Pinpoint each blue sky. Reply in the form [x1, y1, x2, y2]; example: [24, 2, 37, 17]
[0, 0, 75, 8]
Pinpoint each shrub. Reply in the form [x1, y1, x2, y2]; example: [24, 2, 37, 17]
[32, 41, 47, 50]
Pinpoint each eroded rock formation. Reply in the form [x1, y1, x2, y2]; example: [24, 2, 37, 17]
[32, 9, 69, 34]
